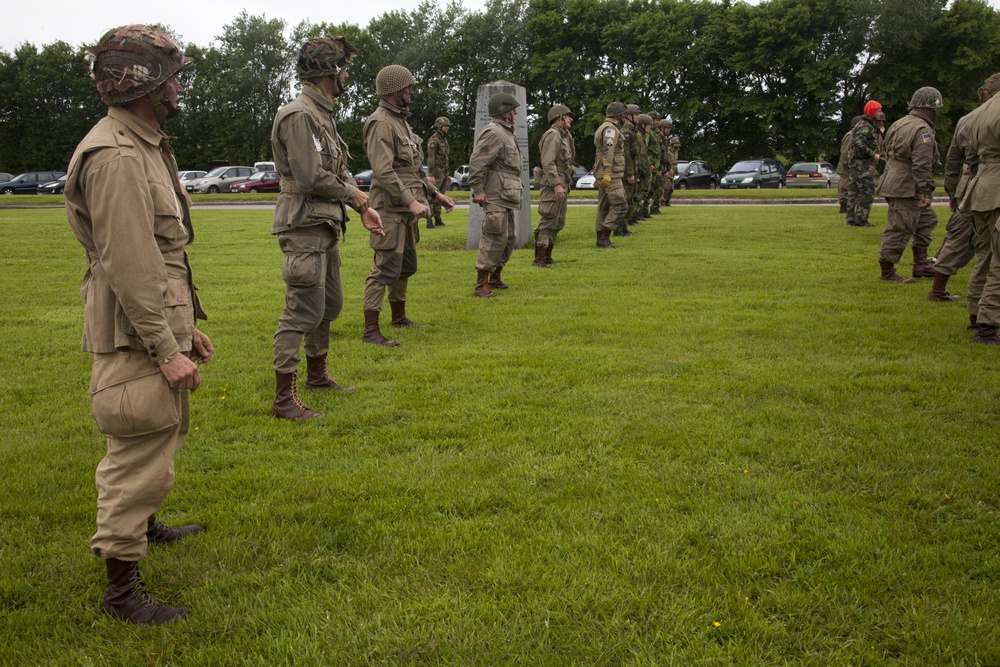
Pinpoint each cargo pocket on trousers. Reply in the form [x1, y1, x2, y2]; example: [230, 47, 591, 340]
[371, 218, 402, 251]
[482, 210, 505, 235]
[538, 198, 558, 220]
[91, 371, 179, 437]
[283, 251, 323, 288]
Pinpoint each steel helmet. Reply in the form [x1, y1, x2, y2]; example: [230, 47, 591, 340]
[90, 25, 192, 106]
[375, 64, 416, 96]
[670, 136, 680, 145]
[979, 73, 1000, 103]
[297, 37, 346, 80]
[863, 100, 882, 118]
[659, 118, 673, 129]
[605, 101, 626, 117]
[637, 114, 652, 126]
[488, 92, 519, 116]
[649, 111, 661, 120]
[547, 104, 572, 122]
[434, 116, 450, 128]
[625, 104, 640, 115]
[908, 86, 943, 110]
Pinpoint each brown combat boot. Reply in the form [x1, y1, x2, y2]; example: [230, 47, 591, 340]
[489, 267, 512, 289]
[362, 309, 400, 347]
[968, 314, 978, 331]
[880, 259, 916, 284]
[532, 242, 548, 268]
[389, 301, 429, 328]
[305, 355, 357, 391]
[544, 244, 556, 265]
[912, 247, 937, 278]
[972, 323, 1000, 344]
[596, 229, 616, 248]
[927, 271, 960, 302]
[474, 270, 495, 298]
[146, 515, 204, 545]
[271, 371, 322, 421]
[101, 558, 188, 626]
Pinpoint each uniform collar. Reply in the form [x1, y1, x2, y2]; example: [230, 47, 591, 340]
[494, 119, 515, 132]
[108, 106, 167, 147]
[302, 84, 336, 112]
[379, 99, 408, 117]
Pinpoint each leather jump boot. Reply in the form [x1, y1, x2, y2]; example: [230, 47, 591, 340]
[362, 309, 400, 346]
[434, 215, 445, 227]
[147, 514, 204, 545]
[544, 244, 556, 266]
[305, 354, 357, 391]
[838, 202, 847, 214]
[972, 323, 1000, 345]
[532, 240, 548, 268]
[426, 219, 435, 229]
[596, 229, 616, 248]
[880, 259, 916, 284]
[489, 267, 512, 289]
[102, 558, 188, 626]
[474, 270, 495, 298]
[390, 300, 429, 328]
[927, 271, 960, 302]
[271, 371, 322, 420]
[912, 247, 937, 278]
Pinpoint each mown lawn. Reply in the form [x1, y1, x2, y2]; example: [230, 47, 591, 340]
[1, 203, 997, 666]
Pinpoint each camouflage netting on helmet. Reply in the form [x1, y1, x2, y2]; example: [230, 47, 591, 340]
[90, 25, 191, 106]
[434, 116, 451, 128]
[979, 73, 1000, 103]
[297, 37, 344, 80]
[547, 104, 571, 122]
[376, 65, 416, 96]
[908, 86, 943, 110]
[606, 101, 626, 117]
[670, 136, 680, 145]
[488, 93, 519, 116]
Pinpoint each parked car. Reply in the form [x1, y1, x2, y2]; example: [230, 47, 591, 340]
[785, 161, 839, 189]
[575, 173, 597, 189]
[254, 161, 275, 173]
[719, 158, 785, 189]
[0, 171, 66, 195]
[178, 170, 206, 183]
[570, 166, 591, 188]
[0, 172, 14, 183]
[354, 169, 374, 191]
[37, 175, 68, 194]
[452, 164, 470, 190]
[673, 160, 719, 189]
[232, 170, 279, 193]
[186, 166, 255, 194]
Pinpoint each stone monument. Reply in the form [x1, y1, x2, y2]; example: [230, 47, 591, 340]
[465, 80, 532, 250]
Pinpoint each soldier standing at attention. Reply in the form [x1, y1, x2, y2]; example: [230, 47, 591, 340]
[619, 104, 640, 234]
[846, 100, 882, 228]
[637, 114, 656, 219]
[646, 112, 663, 215]
[875, 87, 943, 282]
[270, 37, 381, 420]
[533, 104, 575, 268]
[594, 101, 628, 248]
[362, 65, 455, 344]
[426, 116, 451, 229]
[469, 92, 523, 297]
[836, 116, 863, 214]
[665, 135, 681, 205]
[66, 25, 213, 625]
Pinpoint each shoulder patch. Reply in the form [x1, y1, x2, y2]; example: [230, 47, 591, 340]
[921, 132, 933, 144]
[605, 128, 615, 138]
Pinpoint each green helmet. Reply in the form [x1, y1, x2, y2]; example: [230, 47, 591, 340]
[488, 92, 519, 116]
[637, 114, 652, 126]
[434, 116, 451, 128]
[670, 136, 680, 146]
[605, 101, 626, 117]
[658, 118, 672, 129]
[90, 25, 192, 106]
[908, 86, 943, 110]
[625, 104, 640, 115]
[547, 104, 572, 122]
[376, 64, 416, 96]
[649, 111, 661, 121]
[979, 73, 1000, 103]
[297, 36, 350, 80]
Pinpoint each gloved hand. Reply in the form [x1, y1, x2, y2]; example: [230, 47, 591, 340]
[601, 172, 612, 189]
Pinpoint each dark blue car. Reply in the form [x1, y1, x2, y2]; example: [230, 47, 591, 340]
[1, 171, 66, 195]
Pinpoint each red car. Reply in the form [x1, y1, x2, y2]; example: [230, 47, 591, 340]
[231, 170, 280, 193]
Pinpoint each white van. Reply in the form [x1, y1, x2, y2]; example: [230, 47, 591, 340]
[254, 161, 275, 173]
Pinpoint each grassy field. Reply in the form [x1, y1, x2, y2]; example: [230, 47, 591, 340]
[1, 202, 998, 665]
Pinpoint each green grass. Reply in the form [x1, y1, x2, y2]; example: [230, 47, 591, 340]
[2, 203, 998, 665]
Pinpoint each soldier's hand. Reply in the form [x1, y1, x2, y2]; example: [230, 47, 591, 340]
[918, 197, 933, 209]
[473, 192, 488, 206]
[351, 188, 370, 213]
[408, 198, 432, 220]
[436, 192, 456, 213]
[554, 184, 566, 200]
[159, 353, 202, 391]
[191, 329, 214, 364]
[428, 175, 436, 186]
[362, 208, 385, 236]
[601, 173, 612, 189]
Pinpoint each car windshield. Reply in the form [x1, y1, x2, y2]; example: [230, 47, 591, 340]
[676, 162, 690, 171]
[789, 163, 819, 173]
[728, 161, 761, 173]
[246, 172, 265, 181]
[205, 167, 229, 178]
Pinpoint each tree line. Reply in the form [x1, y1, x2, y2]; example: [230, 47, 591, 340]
[2, 0, 1000, 179]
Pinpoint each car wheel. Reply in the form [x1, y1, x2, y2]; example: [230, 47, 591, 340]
[678, 182, 687, 190]
[1, 187, 13, 195]
[709, 181, 717, 190]
[208, 185, 219, 194]
[249, 187, 258, 193]
[755, 182, 762, 189]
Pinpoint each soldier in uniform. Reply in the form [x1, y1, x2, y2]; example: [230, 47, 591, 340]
[875, 87, 942, 282]
[637, 114, 655, 219]
[362, 65, 455, 343]
[533, 104, 575, 268]
[661, 121, 677, 206]
[593, 101, 628, 248]
[619, 104, 640, 234]
[836, 116, 863, 213]
[426, 116, 451, 228]
[66, 25, 213, 626]
[469, 92, 523, 297]
[929, 75, 1000, 305]
[666, 135, 681, 205]
[646, 112, 663, 214]
[270, 37, 380, 421]
[846, 100, 882, 227]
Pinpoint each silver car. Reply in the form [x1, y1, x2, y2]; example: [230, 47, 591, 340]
[186, 166, 255, 194]
[785, 161, 840, 189]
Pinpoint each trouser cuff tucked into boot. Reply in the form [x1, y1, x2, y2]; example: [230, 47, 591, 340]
[305, 354, 358, 390]
[489, 267, 512, 289]
[390, 301, 429, 328]
[102, 558, 189, 626]
[474, 270, 495, 298]
[880, 259, 916, 284]
[362, 309, 400, 346]
[147, 515, 205, 545]
[271, 371, 323, 420]
[927, 271, 960, 302]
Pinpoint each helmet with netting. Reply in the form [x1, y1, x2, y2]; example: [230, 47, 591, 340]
[547, 104, 572, 122]
[434, 116, 451, 128]
[605, 101, 626, 117]
[979, 73, 1000, 103]
[637, 114, 652, 126]
[488, 92, 519, 116]
[376, 65, 416, 96]
[297, 37, 346, 80]
[90, 25, 192, 106]
[908, 86, 943, 110]
[670, 136, 680, 146]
